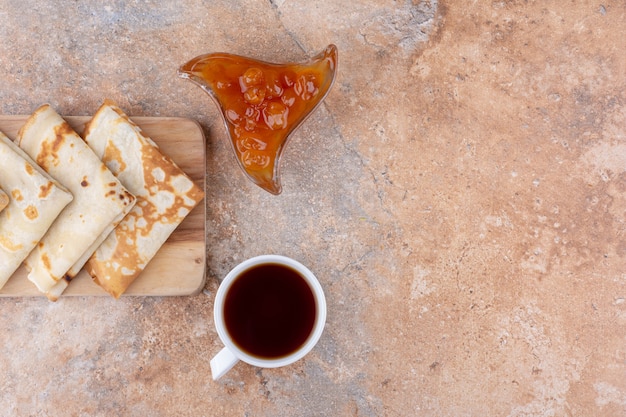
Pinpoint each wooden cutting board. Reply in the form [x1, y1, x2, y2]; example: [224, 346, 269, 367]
[0, 115, 206, 297]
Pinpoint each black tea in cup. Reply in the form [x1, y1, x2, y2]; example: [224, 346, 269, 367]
[223, 263, 317, 359]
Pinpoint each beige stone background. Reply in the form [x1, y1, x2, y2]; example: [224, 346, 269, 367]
[1, 0, 625, 415]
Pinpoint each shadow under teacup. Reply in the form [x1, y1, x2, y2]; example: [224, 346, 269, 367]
[210, 255, 327, 380]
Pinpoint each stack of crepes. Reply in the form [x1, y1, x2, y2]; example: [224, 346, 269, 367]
[0, 101, 204, 300]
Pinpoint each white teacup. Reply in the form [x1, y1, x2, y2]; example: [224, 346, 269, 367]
[210, 255, 327, 380]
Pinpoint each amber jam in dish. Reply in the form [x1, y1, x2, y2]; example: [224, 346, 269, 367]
[178, 44, 338, 195]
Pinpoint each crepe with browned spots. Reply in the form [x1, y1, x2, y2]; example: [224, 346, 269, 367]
[83, 100, 204, 298]
[17, 105, 136, 300]
[0, 131, 73, 289]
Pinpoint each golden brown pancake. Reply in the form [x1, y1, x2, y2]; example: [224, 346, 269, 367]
[17, 104, 136, 300]
[0, 131, 73, 289]
[83, 100, 205, 298]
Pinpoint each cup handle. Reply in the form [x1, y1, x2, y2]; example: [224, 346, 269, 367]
[210, 347, 239, 380]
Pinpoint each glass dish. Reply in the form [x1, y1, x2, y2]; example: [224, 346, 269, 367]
[178, 44, 338, 195]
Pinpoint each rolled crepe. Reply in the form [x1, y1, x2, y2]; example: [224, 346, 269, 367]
[17, 104, 136, 300]
[0, 131, 73, 289]
[83, 99, 205, 298]
[0, 187, 8, 212]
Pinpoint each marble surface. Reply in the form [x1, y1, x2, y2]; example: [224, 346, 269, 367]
[1, 0, 625, 415]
